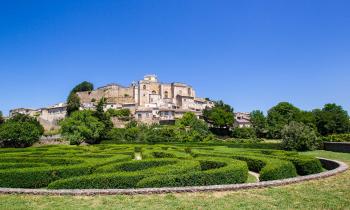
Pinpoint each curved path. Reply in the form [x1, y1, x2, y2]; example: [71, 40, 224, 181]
[0, 158, 347, 196]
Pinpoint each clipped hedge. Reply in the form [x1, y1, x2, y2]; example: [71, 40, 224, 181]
[48, 159, 201, 189]
[0, 144, 324, 189]
[137, 158, 248, 188]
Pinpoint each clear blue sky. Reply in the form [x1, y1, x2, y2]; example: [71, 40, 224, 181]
[1, 0, 349, 116]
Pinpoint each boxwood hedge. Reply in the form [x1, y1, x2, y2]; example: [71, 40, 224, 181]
[0, 144, 325, 189]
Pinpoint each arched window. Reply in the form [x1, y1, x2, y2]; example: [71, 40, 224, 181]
[143, 85, 146, 90]
[164, 91, 169, 98]
[152, 90, 156, 94]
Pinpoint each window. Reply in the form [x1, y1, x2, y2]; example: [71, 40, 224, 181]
[188, 88, 191, 95]
[138, 114, 142, 119]
[164, 91, 169, 98]
[146, 113, 149, 117]
[143, 85, 146, 90]
[179, 90, 182, 95]
[152, 90, 156, 94]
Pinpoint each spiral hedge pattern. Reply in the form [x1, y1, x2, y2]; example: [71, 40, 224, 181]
[0, 144, 323, 189]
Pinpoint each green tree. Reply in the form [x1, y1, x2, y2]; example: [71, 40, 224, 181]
[94, 98, 113, 139]
[267, 102, 301, 139]
[8, 113, 44, 135]
[176, 112, 210, 137]
[232, 127, 256, 139]
[107, 109, 131, 119]
[0, 111, 4, 125]
[203, 100, 234, 136]
[297, 111, 317, 130]
[250, 110, 268, 138]
[60, 110, 105, 145]
[66, 81, 94, 116]
[313, 103, 350, 136]
[281, 121, 319, 151]
[66, 93, 81, 116]
[0, 121, 42, 148]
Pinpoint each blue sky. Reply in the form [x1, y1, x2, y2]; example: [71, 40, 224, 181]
[0, 0, 349, 116]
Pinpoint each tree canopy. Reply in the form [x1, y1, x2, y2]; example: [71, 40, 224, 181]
[0, 111, 4, 125]
[281, 121, 319, 151]
[8, 113, 44, 135]
[66, 81, 94, 116]
[203, 100, 234, 129]
[0, 121, 42, 148]
[267, 102, 301, 139]
[313, 103, 350, 136]
[250, 110, 268, 138]
[60, 110, 105, 145]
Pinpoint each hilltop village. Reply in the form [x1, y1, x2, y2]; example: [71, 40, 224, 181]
[9, 75, 251, 130]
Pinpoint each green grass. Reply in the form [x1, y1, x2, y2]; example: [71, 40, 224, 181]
[0, 149, 349, 209]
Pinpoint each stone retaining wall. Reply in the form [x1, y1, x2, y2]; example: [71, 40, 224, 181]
[0, 158, 347, 196]
[324, 142, 350, 153]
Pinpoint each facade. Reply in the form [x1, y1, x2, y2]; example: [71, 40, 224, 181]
[9, 75, 216, 129]
[234, 112, 252, 128]
[76, 75, 214, 124]
[10, 103, 67, 131]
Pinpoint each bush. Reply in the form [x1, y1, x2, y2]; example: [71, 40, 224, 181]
[137, 158, 248, 188]
[0, 121, 42, 148]
[232, 127, 256, 139]
[321, 133, 350, 142]
[7, 113, 44, 135]
[60, 110, 105, 145]
[281, 121, 319, 151]
[231, 155, 297, 181]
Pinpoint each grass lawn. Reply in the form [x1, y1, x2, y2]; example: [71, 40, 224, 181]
[0, 150, 349, 210]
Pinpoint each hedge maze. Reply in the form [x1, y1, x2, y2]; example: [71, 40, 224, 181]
[0, 144, 324, 189]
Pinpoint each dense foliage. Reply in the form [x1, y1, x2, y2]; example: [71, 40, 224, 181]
[107, 112, 214, 143]
[250, 110, 268, 138]
[267, 102, 301, 139]
[281, 121, 319, 151]
[232, 127, 256, 139]
[60, 110, 105, 145]
[106, 108, 131, 119]
[321, 133, 350, 142]
[0, 111, 4, 125]
[0, 121, 42, 147]
[66, 81, 94, 115]
[7, 113, 44, 135]
[203, 100, 234, 136]
[313, 103, 350, 136]
[0, 114, 44, 148]
[0, 144, 322, 189]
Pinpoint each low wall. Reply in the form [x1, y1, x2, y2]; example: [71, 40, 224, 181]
[324, 142, 350, 153]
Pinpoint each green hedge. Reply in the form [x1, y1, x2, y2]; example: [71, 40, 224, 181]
[321, 133, 350, 142]
[137, 158, 248, 188]
[0, 144, 324, 189]
[48, 159, 201, 189]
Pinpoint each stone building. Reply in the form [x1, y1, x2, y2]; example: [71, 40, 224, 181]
[10, 103, 67, 131]
[234, 112, 252, 128]
[9, 74, 214, 129]
[77, 74, 214, 124]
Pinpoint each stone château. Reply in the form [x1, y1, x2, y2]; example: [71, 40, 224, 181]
[9, 75, 219, 130]
[76, 74, 214, 124]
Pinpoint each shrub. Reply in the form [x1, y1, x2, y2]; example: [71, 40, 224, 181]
[7, 113, 44, 135]
[321, 133, 350, 142]
[60, 110, 105, 145]
[0, 121, 42, 148]
[232, 127, 256, 139]
[137, 159, 248, 188]
[281, 121, 319, 151]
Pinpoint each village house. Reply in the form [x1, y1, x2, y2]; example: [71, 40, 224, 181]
[9, 75, 252, 130]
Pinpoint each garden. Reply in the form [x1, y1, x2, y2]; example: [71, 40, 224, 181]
[0, 143, 325, 189]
